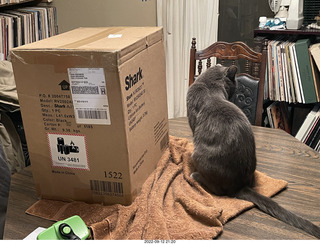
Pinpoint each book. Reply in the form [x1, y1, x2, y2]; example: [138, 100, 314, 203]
[289, 42, 303, 103]
[1, 11, 22, 47]
[309, 50, 320, 102]
[309, 119, 320, 149]
[294, 39, 317, 104]
[288, 42, 302, 103]
[310, 43, 320, 72]
[291, 105, 313, 136]
[0, 17, 4, 60]
[281, 41, 291, 102]
[273, 40, 282, 101]
[295, 103, 320, 141]
[279, 102, 291, 134]
[285, 41, 296, 103]
[304, 116, 320, 146]
[0, 15, 11, 60]
[267, 40, 275, 100]
[276, 42, 285, 101]
[269, 101, 291, 134]
[302, 106, 320, 143]
[267, 102, 275, 128]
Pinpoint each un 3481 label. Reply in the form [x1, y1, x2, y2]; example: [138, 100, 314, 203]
[47, 133, 89, 170]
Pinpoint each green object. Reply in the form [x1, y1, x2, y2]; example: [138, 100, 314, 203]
[294, 39, 317, 103]
[62, 226, 71, 235]
[37, 215, 89, 240]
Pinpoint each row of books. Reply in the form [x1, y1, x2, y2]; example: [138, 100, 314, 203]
[0, 5, 58, 60]
[265, 38, 320, 104]
[266, 101, 291, 134]
[295, 103, 320, 152]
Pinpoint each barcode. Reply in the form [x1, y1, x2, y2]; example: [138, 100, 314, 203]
[77, 109, 108, 120]
[71, 86, 99, 95]
[160, 132, 169, 151]
[90, 180, 123, 196]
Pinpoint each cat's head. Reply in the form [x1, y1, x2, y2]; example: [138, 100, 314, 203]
[196, 64, 238, 99]
[222, 65, 238, 98]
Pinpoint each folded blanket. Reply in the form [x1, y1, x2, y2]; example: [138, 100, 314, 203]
[26, 136, 288, 240]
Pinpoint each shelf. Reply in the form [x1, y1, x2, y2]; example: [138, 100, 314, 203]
[254, 28, 320, 37]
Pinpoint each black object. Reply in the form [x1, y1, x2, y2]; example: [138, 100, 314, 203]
[58, 223, 80, 240]
[57, 138, 79, 155]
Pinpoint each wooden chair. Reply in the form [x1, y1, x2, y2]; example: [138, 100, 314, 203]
[189, 38, 268, 126]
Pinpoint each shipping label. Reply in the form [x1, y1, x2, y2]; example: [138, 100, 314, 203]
[68, 68, 111, 125]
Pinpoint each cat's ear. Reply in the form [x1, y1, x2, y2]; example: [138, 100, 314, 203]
[226, 65, 237, 81]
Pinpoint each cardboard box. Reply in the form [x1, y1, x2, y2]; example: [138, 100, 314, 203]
[11, 27, 169, 205]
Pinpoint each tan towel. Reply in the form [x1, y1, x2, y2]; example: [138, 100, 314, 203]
[26, 136, 288, 240]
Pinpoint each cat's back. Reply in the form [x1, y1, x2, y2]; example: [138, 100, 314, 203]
[197, 95, 251, 131]
[194, 96, 255, 152]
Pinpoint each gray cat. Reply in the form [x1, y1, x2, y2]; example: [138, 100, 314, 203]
[187, 64, 320, 239]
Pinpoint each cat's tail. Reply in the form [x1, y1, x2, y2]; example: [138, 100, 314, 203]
[236, 186, 320, 239]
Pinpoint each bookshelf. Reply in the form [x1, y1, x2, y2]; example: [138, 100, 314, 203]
[254, 28, 320, 152]
[0, 0, 58, 60]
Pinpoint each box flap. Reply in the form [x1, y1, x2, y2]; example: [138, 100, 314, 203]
[12, 27, 163, 64]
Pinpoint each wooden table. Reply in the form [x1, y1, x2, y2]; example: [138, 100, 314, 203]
[4, 117, 320, 240]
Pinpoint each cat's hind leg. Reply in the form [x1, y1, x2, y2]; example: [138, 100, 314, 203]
[190, 172, 223, 195]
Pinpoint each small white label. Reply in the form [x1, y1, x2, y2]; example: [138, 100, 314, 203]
[108, 34, 122, 39]
[47, 133, 89, 170]
[68, 68, 111, 125]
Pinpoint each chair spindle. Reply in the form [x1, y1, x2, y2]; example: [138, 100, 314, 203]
[198, 60, 203, 75]
[207, 58, 211, 68]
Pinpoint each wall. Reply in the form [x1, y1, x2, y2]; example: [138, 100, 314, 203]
[48, 0, 157, 34]
[48, 0, 272, 47]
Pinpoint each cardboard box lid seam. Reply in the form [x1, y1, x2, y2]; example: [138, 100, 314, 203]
[11, 27, 163, 66]
[11, 27, 163, 52]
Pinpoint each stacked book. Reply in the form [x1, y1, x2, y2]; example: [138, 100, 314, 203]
[0, 5, 58, 60]
[266, 38, 320, 104]
[295, 103, 320, 152]
[266, 101, 291, 134]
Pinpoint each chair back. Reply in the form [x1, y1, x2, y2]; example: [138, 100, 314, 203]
[189, 38, 268, 126]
